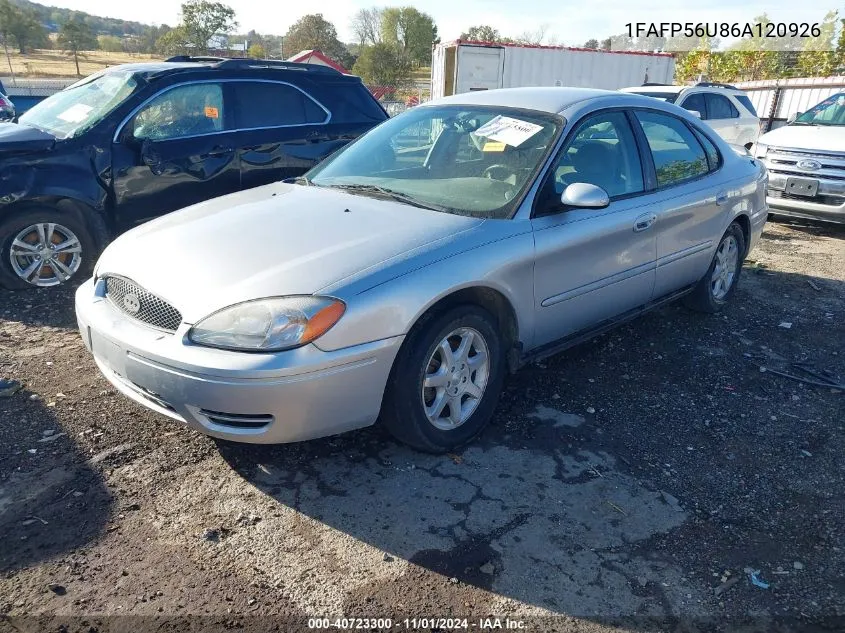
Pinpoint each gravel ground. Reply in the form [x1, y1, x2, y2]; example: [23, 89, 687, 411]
[0, 219, 843, 633]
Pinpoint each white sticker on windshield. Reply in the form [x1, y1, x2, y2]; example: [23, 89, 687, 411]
[57, 103, 93, 123]
[473, 115, 543, 147]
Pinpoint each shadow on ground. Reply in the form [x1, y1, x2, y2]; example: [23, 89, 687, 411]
[0, 387, 112, 573]
[213, 266, 843, 624]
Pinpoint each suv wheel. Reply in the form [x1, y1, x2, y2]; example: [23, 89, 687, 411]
[0, 208, 96, 289]
[381, 305, 506, 453]
[684, 222, 746, 313]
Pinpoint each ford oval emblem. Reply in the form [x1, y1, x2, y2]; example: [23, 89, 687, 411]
[122, 293, 141, 315]
[796, 159, 822, 171]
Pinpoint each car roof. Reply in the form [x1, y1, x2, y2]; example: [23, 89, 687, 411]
[102, 58, 347, 82]
[620, 85, 684, 94]
[425, 87, 619, 115]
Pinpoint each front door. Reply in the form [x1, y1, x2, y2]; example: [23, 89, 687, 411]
[531, 110, 657, 348]
[111, 82, 241, 227]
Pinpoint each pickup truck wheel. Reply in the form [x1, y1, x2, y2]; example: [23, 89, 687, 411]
[684, 222, 746, 313]
[381, 305, 506, 453]
[0, 208, 96, 289]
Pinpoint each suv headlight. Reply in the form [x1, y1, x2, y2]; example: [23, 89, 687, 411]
[752, 142, 768, 159]
[188, 296, 345, 352]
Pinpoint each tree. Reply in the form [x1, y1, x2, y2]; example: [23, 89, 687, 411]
[460, 25, 501, 42]
[247, 42, 265, 58]
[98, 34, 124, 52]
[0, 0, 19, 76]
[179, 0, 237, 54]
[797, 11, 839, 77]
[351, 7, 381, 46]
[57, 14, 97, 76]
[155, 26, 191, 56]
[284, 14, 351, 68]
[352, 41, 411, 86]
[583, 38, 599, 49]
[380, 7, 437, 65]
[9, 8, 46, 54]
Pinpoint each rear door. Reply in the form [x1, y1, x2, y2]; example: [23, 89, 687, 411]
[455, 46, 504, 94]
[111, 81, 241, 226]
[703, 93, 741, 143]
[229, 80, 345, 190]
[632, 109, 727, 297]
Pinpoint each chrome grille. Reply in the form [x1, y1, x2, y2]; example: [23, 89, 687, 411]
[765, 147, 845, 180]
[103, 276, 182, 332]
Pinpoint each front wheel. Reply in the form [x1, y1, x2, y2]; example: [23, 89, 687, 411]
[0, 208, 97, 289]
[684, 222, 746, 313]
[381, 305, 506, 453]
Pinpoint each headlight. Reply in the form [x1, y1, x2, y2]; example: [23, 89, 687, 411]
[188, 296, 345, 352]
[752, 142, 768, 159]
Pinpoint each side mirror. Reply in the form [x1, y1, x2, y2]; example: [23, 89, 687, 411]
[686, 109, 702, 119]
[787, 112, 802, 124]
[561, 183, 610, 209]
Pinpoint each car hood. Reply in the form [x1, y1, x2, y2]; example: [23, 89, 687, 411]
[95, 182, 483, 323]
[758, 124, 845, 153]
[0, 123, 55, 153]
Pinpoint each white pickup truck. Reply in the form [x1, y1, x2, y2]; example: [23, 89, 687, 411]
[753, 93, 845, 224]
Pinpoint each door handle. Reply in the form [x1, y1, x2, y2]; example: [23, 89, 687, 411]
[633, 213, 657, 232]
[716, 191, 728, 206]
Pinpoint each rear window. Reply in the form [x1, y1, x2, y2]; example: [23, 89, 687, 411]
[231, 82, 327, 128]
[734, 95, 758, 117]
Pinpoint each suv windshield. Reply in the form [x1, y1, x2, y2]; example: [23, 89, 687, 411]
[794, 93, 845, 126]
[308, 105, 561, 218]
[19, 71, 138, 139]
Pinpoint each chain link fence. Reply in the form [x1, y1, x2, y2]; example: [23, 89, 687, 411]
[367, 83, 431, 117]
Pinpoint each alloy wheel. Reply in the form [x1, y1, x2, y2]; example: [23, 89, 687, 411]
[711, 234, 739, 301]
[421, 327, 490, 431]
[9, 222, 83, 287]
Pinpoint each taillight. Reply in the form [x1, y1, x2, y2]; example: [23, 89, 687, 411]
[0, 96, 10, 107]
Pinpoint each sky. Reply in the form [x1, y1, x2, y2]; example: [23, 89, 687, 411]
[42, 0, 840, 45]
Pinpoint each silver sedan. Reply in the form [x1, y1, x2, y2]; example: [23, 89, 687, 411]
[76, 87, 768, 452]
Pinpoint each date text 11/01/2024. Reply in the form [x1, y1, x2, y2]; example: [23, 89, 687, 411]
[625, 22, 822, 39]
[307, 618, 527, 630]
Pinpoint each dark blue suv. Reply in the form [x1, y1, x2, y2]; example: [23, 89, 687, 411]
[0, 57, 388, 288]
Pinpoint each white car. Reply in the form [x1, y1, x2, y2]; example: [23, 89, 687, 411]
[620, 83, 760, 148]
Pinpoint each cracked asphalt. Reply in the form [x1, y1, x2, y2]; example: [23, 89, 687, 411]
[0, 219, 843, 633]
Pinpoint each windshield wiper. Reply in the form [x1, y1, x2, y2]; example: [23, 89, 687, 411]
[284, 175, 311, 186]
[319, 183, 448, 212]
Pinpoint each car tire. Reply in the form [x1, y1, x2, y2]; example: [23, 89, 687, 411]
[684, 222, 746, 314]
[0, 206, 99, 290]
[381, 305, 507, 453]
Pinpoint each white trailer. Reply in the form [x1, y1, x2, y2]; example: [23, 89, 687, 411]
[431, 41, 675, 99]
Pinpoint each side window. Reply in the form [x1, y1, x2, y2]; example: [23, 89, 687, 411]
[734, 95, 758, 117]
[681, 93, 707, 119]
[635, 111, 709, 187]
[705, 94, 739, 119]
[133, 83, 225, 140]
[231, 82, 326, 129]
[549, 111, 644, 199]
[693, 128, 721, 171]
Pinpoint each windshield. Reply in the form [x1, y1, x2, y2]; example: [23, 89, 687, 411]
[627, 91, 680, 103]
[19, 71, 139, 139]
[794, 94, 845, 126]
[307, 105, 561, 218]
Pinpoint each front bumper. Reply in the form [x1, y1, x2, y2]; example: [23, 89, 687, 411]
[766, 172, 845, 225]
[75, 277, 403, 444]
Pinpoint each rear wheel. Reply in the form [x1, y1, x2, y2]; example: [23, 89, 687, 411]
[0, 208, 97, 289]
[381, 306, 506, 453]
[684, 222, 746, 313]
